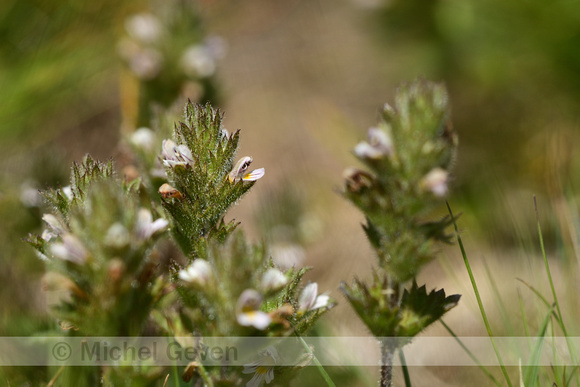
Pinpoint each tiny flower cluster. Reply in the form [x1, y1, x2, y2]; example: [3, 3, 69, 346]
[342, 80, 457, 281]
[157, 103, 265, 256]
[119, 12, 225, 82]
[341, 81, 461, 384]
[29, 157, 169, 336]
[117, 5, 225, 128]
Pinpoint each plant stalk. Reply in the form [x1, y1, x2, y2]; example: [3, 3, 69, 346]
[380, 339, 396, 387]
[380, 278, 400, 387]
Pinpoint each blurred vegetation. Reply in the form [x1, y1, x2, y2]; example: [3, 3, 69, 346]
[0, 0, 217, 336]
[368, 0, 580, 248]
[2, 0, 580, 384]
[0, 0, 138, 152]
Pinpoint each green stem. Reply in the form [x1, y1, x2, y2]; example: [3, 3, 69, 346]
[441, 320, 501, 387]
[197, 361, 214, 387]
[172, 362, 180, 387]
[533, 196, 579, 386]
[446, 201, 513, 387]
[294, 332, 336, 387]
[398, 348, 411, 387]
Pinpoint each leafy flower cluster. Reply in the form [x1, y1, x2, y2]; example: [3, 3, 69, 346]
[28, 158, 168, 337]
[156, 103, 334, 385]
[341, 80, 461, 341]
[30, 102, 334, 386]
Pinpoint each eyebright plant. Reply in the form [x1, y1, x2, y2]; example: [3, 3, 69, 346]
[29, 102, 334, 387]
[155, 103, 334, 385]
[28, 158, 168, 337]
[341, 79, 462, 387]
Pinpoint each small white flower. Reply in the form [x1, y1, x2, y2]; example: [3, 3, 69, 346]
[178, 259, 215, 289]
[228, 157, 265, 183]
[125, 13, 162, 44]
[242, 168, 265, 182]
[135, 208, 168, 240]
[420, 168, 449, 198]
[354, 126, 394, 160]
[41, 214, 66, 241]
[243, 346, 279, 387]
[270, 243, 305, 269]
[61, 186, 73, 200]
[181, 45, 216, 78]
[298, 283, 330, 314]
[260, 269, 288, 293]
[50, 234, 88, 265]
[19, 180, 41, 207]
[129, 48, 163, 80]
[131, 127, 156, 151]
[236, 289, 271, 330]
[161, 139, 194, 169]
[104, 223, 130, 248]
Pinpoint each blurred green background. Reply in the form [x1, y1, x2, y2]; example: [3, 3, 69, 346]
[2, 0, 580, 384]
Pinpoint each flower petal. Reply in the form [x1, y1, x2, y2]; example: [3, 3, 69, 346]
[312, 294, 330, 310]
[237, 311, 272, 330]
[298, 283, 318, 313]
[243, 168, 265, 182]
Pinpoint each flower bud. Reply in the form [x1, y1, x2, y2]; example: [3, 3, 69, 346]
[105, 223, 130, 248]
[343, 168, 374, 193]
[178, 259, 215, 290]
[420, 168, 449, 198]
[260, 268, 288, 293]
[354, 127, 393, 160]
[131, 127, 155, 151]
[50, 234, 89, 265]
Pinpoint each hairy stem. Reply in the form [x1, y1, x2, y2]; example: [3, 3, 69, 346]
[380, 339, 396, 387]
[380, 278, 400, 387]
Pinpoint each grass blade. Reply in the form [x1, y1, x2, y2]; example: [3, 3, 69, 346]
[534, 196, 579, 386]
[441, 320, 502, 387]
[398, 348, 411, 387]
[524, 303, 554, 387]
[446, 201, 513, 387]
[293, 331, 337, 387]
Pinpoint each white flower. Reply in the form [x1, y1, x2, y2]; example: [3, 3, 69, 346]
[270, 243, 305, 269]
[131, 127, 155, 151]
[125, 13, 162, 44]
[243, 346, 279, 387]
[50, 234, 88, 265]
[228, 157, 265, 183]
[420, 168, 449, 197]
[135, 208, 168, 240]
[236, 289, 271, 330]
[298, 283, 330, 314]
[354, 126, 394, 160]
[19, 180, 41, 207]
[242, 168, 265, 182]
[104, 223, 130, 248]
[128, 48, 163, 80]
[61, 186, 73, 200]
[178, 259, 215, 289]
[181, 45, 216, 78]
[41, 214, 66, 241]
[161, 139, 194, 169]
[260, 269, 288, 293]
